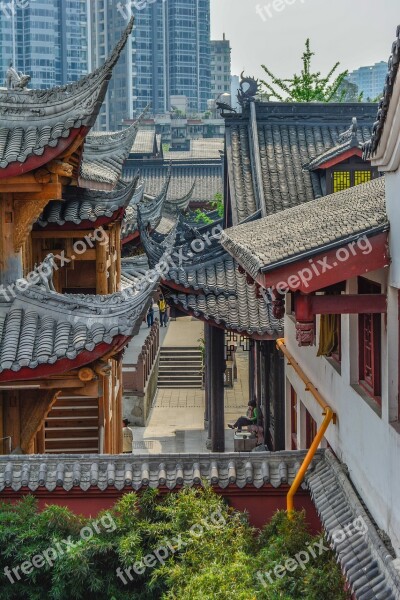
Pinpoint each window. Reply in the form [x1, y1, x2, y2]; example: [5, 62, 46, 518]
[354, 170, 372, 186]
[306, 410, 318, 448]
[333, 171, 351, 192]
[358, 278, 381, 403]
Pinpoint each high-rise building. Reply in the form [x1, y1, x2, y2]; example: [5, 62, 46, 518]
[0, 0, 89, 89]
[347, 61, 388, 101]
[211, 35, 231, 101]
[90, 0, 211, 130]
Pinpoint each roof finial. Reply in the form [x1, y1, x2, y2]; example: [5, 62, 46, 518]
[5, 62, 30, 91]
[237, 72, 259, 107]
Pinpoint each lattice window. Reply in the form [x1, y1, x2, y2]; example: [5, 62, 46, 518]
[354, 170, 372, 186]
[333, 171, 351, 192]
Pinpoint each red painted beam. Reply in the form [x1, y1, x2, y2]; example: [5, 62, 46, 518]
[0, 334, 130, 383]
[313, 147, 363, 170]
[311, 294, 387, 315]
[33, 208, 126, 232]
[257, 231, 389, 294]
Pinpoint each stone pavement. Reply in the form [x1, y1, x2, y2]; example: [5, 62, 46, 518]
[130, 340, 250, 455]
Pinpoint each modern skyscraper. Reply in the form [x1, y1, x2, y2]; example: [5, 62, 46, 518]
[90, 0, 211, 129]
[211, 35, 231, 101]
[0, 0, 89, 89]
[347, 61, 388, 101]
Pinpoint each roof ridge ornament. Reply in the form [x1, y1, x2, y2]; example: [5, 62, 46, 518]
[337, 116, 358, 145]
[237, 72, 260, 107]
[5, 61, 30, 91]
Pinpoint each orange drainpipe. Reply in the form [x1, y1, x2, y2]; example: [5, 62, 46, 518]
[276, 338, 336, 513]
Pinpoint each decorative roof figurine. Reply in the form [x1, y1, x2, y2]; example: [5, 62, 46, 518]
[237, 72, 259, 107]
[5, 62, 31, 91]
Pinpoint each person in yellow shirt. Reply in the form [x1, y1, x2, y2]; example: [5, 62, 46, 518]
[122, 419, 133, 453]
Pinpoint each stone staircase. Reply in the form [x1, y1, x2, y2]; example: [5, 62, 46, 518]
[158, 347, 203, 388]
[43, 396, 100, 454]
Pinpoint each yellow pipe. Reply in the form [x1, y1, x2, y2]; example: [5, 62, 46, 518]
[276, 338, 336, 513]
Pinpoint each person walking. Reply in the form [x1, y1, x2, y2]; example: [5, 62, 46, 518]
[147, 304, 154, 327]
[122, 419, 133, 454]
[158, 294, 168, 327]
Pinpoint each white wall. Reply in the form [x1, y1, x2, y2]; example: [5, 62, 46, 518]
[284, 270, 400, 556]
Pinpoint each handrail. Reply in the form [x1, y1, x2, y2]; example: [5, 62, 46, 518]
[276, 338, 336, 513]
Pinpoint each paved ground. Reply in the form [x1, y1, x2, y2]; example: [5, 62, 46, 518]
[131, 315, 250, 454]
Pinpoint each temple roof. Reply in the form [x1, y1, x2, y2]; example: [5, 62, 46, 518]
[306, 450, 400, 600]
[80, 106, 146, 190]
[305, 117, 364, 170]
[364, 25, 400, 158]
[1, 449, 398, 596]
[124, 161, 222, 204]
[0, 18, 134, 180]
[0, 450, 322, 491]
[36, 176, 140, 230]
[225, 102, 376, 224]
[164, 138, 224, 160]
[0, 253, 158, 382]
[131, 129, 158, 156]
[221, 177, 388, 280]
[121, 169, 193, 243]
[139, 219, 283, 337]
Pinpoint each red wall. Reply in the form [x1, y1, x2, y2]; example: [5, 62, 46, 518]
[0, 485, 321, 533]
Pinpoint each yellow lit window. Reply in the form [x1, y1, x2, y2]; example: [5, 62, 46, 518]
[333, 171, 351, 192]
[354, 170, 372, 186]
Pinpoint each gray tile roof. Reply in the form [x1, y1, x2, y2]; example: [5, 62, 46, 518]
[80, 112, 142, 189]
[120, 182, 145, 240]
[225, 103, 376, 224]
[364, 25, 400, 159]
[0, 253, 157, 381]
[164, 138, 224, 160]
[306, 450, 400, 600]
[305, 117, 363, 170]
[221, 177, 388, 280]
[124, 161, 223, 204]
[0, 18, 133, 179]
[0, 450, 322, 492]
[36, 176, 139, 229]
[131, 129, 157, 155]
[139, 221, 283, 337]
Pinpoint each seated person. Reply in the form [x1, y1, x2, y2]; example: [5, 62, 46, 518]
[228, 399, 258, 432]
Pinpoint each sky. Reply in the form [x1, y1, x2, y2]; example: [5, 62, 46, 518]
[211, 0, 399, 81]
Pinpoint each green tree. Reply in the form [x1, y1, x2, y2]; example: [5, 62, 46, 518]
[194, 192, 224, 224]
[261, 39, 360, 103]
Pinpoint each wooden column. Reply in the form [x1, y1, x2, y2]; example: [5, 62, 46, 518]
[115, 222, 122, 292]
[96, 238, 108, 295]
[108, 226, 116, 294]
[210, 326, 225, 453]
[0, 193, 22, 286]
[249, 340, 255, 404]
[204, 324, 212, 445]
[4, 392, 21, 451]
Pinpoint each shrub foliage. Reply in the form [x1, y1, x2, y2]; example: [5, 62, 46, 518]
[0, 487, 348, 599]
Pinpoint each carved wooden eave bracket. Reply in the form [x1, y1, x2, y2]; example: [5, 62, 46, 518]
[12, 169, 64, 251]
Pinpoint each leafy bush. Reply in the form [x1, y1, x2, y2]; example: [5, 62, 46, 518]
[0, 488, 348, 599]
